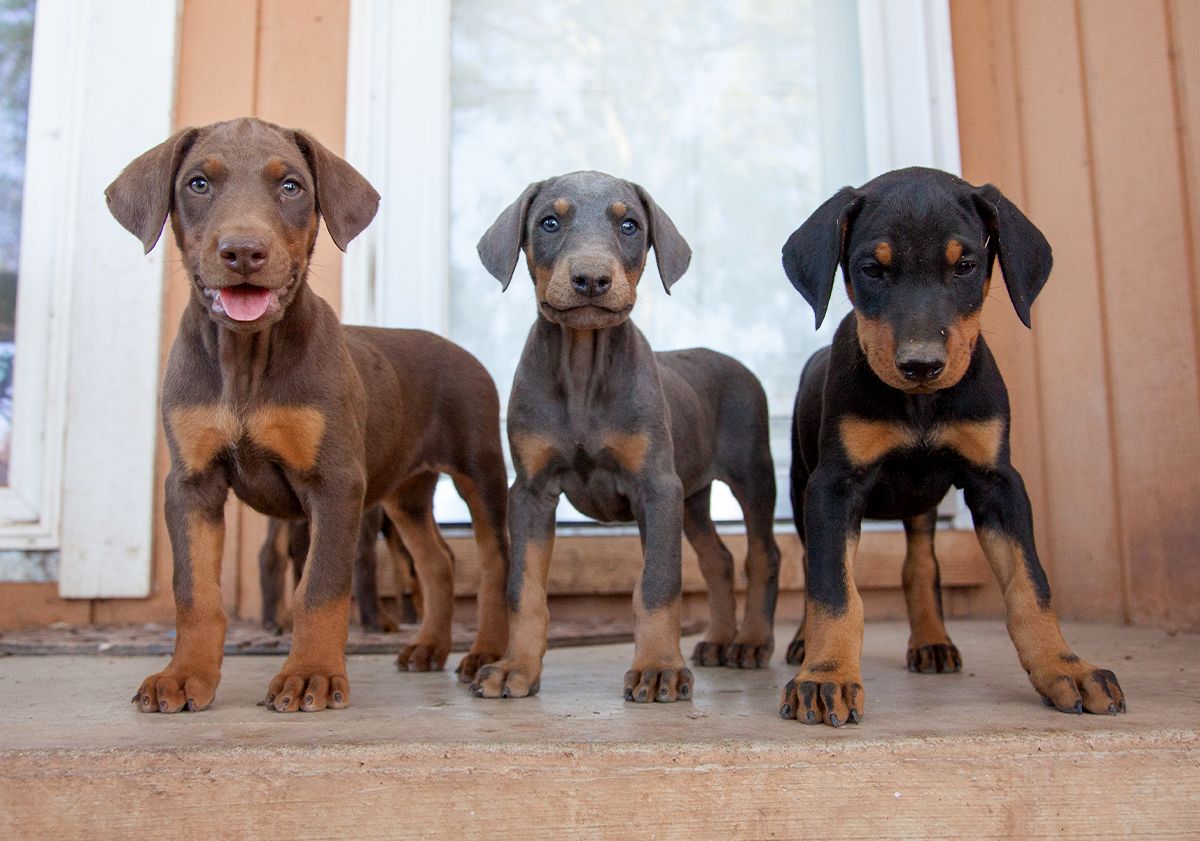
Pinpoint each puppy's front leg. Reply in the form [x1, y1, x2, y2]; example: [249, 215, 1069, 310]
[626, 471, 693, 703]
[781, 467, 870, 726]
[964, 465, 1125, 715]
[265, 474, 363, 712]
[134, 465, 230, 713]
[471, 478, 557, 699]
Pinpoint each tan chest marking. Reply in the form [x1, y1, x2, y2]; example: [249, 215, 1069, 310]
[604, 431, 650, 473]
[511, 433, 559, 477]
[168, 405, 240, 474]
[839, 417, 917, 467]
[932, 418, 1003, 467]
[246, 405, 326, 472]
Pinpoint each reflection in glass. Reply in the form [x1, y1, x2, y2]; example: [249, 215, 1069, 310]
[0, 0, 35, 486]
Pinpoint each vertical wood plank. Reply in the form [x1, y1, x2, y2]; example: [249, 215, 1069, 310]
[1007, 0, 1125, 620]
[1079, 0, 1200, 628]
[1166, 0, 1200, 374]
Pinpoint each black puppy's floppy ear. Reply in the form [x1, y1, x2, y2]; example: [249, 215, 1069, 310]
[632, 183, 691, 293]
[293, 130, 380, 251]
[477, 181, 544, 291]
[105, 128, 199, 254]
[781, 187, 862, 328]
[971, 184, 1052, 328]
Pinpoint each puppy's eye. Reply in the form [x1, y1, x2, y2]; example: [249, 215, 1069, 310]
[188, 177, 209, 194]
[539, 216, 560, 233]
[954, 259, 977, 277]
[280, 179, 302, 196]
[860, 262, 884, 279]
[620, 219, 639, 236]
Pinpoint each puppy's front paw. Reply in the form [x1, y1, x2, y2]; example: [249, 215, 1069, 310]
[265, 665, 349, 712]
[1030, 657, 1126, 715]
[470, 657, 542, 699]
[907, 642, 962, 674]
[624, 665, 694, 703]
[779, 663, 864, 727]
[133, 665, 220, 713]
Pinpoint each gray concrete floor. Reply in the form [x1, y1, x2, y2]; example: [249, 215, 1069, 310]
[1, 620, 1195, 752]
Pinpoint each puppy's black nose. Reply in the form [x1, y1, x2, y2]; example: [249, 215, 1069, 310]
[218, 236, 269, 275]
[896, 356, 946, 382]
[570, 271, 612, 298]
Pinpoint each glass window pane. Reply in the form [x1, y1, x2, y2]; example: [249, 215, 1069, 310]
[0, 0, 36, 487]
[447, 1, 866, 520]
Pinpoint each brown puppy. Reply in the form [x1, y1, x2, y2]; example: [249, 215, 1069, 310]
[107, 118, 508, 713]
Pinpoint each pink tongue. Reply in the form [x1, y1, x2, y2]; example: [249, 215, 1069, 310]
[219, 284, 273, 321]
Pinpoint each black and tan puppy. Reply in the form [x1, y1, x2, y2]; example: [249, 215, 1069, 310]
[106, 118, 509, 713]
[780, 166, 1125, 726]
[471, 171, 781, 703]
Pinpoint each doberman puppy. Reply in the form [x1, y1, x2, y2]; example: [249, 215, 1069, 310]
[258, 507, 421, 634]
[106, 118, 509, 713]
[779, 166, 1125, 726]
[471, 171, 781, 703]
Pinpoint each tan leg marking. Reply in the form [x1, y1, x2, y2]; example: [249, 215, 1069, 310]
[902, 515, 960, 673]
[135, 513, 227, 713]
[452, 474, 509, 682]
[473, 539, 553, 698]
[783, 536, 865, 726]
[933, 418, 1004, 467]
[387, 500, 456, 672]
[839, 416, 917, 467]
[978, 529, 1125, 714]
[167, 405, 239, 474]
[246, 405, 326, 472]
[511, 432, 559, 477]
[267, 593, 351, 712]
[626, 579, 691, 703]
[604, 431, 650, 473]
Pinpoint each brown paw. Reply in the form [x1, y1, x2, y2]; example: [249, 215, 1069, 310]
[907, 642, 962, 674]
[724, 636, 774, 669]
[779, 666, 864, 727]
[623, 666, 694, 703]
[132, 667, 219, 713]
[470, 658, 542, 698]
[265, 667, 349, 712]
[691, 640, 730, 667]
[1032, 659, 1126, 715]
[396, 642, 449, 672]
[456, 649, 503, 683]
[785, 635, 805, 666]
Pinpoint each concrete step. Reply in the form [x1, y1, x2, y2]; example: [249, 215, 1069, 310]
[1, 620, 1197, 839]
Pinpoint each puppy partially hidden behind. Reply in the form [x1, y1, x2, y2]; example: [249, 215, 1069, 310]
[472, 171, 781, 703]
[107, 118, 509, 713]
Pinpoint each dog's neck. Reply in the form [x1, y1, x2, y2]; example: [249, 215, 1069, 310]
[189, 279, 317, 408]
[538, 317, 638, 414]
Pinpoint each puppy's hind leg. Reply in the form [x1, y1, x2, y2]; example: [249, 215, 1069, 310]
[685, 484, 737, 667]
[902, 509, 961, 673]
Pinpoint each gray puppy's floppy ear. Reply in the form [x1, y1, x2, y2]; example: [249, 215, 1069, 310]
[477, 181, 544, 291]
[105, 127, 200, 254]
[632, 183, 692, 293]
[293, 130, 381, 251]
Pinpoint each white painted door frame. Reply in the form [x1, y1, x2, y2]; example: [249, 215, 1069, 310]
[0, 0, 179, 597]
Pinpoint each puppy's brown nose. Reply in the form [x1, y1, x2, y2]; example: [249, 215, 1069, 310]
[218, 236, 269, 276]
[570, 270, 612, 298]
[896, 342, 946, 382]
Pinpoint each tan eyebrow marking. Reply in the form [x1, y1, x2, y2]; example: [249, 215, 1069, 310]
[553, 198, 569, 215]
[874, 242, 892, 265]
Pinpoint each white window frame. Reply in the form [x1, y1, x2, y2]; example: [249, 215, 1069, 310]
[0, 0, 179, 597]
[342, 0, 964, 526]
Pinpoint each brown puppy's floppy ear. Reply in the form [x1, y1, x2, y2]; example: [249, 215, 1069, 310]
[293, 130, 380, 251]
[105, 128, 199, 254]
[971, 184, 1053, 328]
[781, 186, 862, 329]
[632, 183, 691, 293]
[477, 180, 543, 291]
